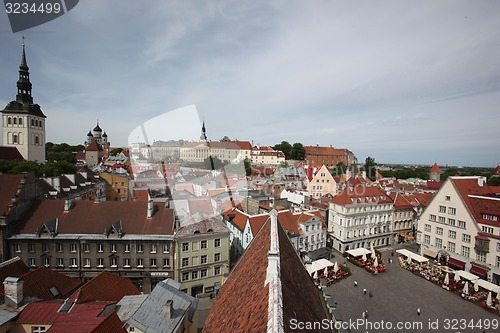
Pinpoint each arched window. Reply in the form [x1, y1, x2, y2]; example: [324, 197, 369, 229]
[13, 133, 18, 144]
[13, 118, 17, 125]
[19, 118, 22, 125]
[31, 119, 34, 126]
[35, 135, 39, 145]
[8, 117, 12, 125]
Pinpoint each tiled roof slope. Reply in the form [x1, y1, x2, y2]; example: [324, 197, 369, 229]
[0, 146, 24, 161]
[19, 267, 81, 300]
[68, 271, 140, 303]
[0, 257, 29, 299]
[203, 211, 330, 332]
[0, 174, 24, 216]
[430, 163, 441, 173]
[450, 177, 499, 221]
[14, 200, 175, 235]
[331, 186, 393, 206]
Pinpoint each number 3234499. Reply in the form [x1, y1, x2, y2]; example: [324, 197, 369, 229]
[5, 2, 62, 14]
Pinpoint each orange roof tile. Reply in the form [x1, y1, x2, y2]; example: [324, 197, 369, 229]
[0, 174, 24, 216]
[393, 193, 414, 210]
[331, 186, 393, 206]
[0, 257, 29, 299]
[19, 266, 81, 299]
[86, 140, 103, 152]
[430, 163, 441, 173]
[68, 271, 140, 303]
[0, 146, 24, 160]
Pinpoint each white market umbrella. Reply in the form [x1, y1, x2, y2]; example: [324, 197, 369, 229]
[454, 272, 461, 282]
[333, 261, 339, 273]
[406, 254, 412, 264]
[362, 253, 367, 262]
[323, 267, 328, 277]
[371, 249, 376, 259]
[463, 282, 469, 295]
[312, 271, 317, 279]
[496, 290, 500, 303]
[374, 257, 379, 268]
[370, 242, 374, 252]
[486, 292, 493, 307]
[473, 279, 479, 292]
[444, 273, 450, 286]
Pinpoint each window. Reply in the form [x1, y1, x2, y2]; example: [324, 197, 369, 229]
[42, 243, 49, 252]
[438, 216, 446, 223]
[150, 244, 157, 253]
[458, 220, 466, 229]
[435, 238, 442, 249]
[448, 218, 456, 226]
[97, 258, 104, 267]
[448, 230, 456, 239]
[214, 253, 221, 262]
[461, 246, 470, 258]
[182, 258, 189, 267]
[448, 207, 456, 215]
[201, 255, 207, 264]
[497, 242, 500, 252]
[162, 243, 170, 253]
[163, 258, 170, 267]
[137, 243, 143, 253]
[43, 257, 50, 267]
[84, 258, 91, 267]
[124, 243, 130, 253]
[214, 238, 221, 247]
[214, 266, 221, 276]
[482, 226, 494, 234]
[496, 256, 500, 268]
[110, 258, 117, 267]
[32, 327, 47, 333]
[29, 258, 36, 267]
[476, 252, 487, 263]
[448, 242, 456, 253]
[28, 243, 35, 252]
[70, 258, 77, 267]
[14, 243, 21, 252]
[462, 234, 471, 243]
[182, 272, 189, 282]
[436, 227, 443, 236]
[445, 196, 451, 201]
[201, 269, 208, 278]
[150, 258, 157, 267]
[123, 258, 131, 267]
[200, 240, 207, 250]
[57, 258, 64, 267]
[182, 242, 189, 252]
[129, 327, 135, 332]
[56, 243, 63, 252]
[430, 214, 436, 222]
[98, 243, 104, 253]
[83, 243, 90, 252]
[137, 258, 143, 267]
[191, 271, 198, 280]
[70, 243, 77, 252]
[110, 243, 117, 253]
[424, 235, 430, 244]
[439, 206, 446, 213]
[424, 224, 431, 232]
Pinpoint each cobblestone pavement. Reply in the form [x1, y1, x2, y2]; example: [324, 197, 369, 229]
[326, 246, 499, 333]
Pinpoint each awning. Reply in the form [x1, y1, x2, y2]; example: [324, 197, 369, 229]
[477, 279, 500, 293]
[423, 248, 438, 259]
[454, 270, 479, 281]
[346, 248, 371, 257]
[470, 265, 488, 279]
[447, 257, 466, 270]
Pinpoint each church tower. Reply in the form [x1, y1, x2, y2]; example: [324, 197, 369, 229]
[200, 121, 207, 141]
[1, 39, 46, 163]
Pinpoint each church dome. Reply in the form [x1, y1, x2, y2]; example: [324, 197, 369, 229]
[87, 130, 93, 137]
[93, 123, 102, 132]
[102, 132, 108, 137]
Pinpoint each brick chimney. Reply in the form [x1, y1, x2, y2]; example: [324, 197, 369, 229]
[3, 277, 23, 308]
[147, 199, 154, 219]
[163, 299, 173, 318]
[64, 199, 73, 212]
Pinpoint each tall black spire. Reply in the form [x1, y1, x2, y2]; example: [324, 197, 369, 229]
[16, 37, 33, 105]
[200, 121, 207, 141]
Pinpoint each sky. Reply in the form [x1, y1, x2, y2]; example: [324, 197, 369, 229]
[1, 0, 499, 167]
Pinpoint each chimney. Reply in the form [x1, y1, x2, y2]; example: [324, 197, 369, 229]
[4, 277, 23, 308]
[147, 199, 154, 219]
[478, 177, 486, 187]
[64, 199, 73, 212]
[163, 299, 173, 318]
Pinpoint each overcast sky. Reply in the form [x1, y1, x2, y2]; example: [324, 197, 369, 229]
[1, 1, 499, 167]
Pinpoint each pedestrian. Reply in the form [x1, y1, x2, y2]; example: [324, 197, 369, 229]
[365, 310, 368, 318]
[369, 291, 373, 298]
[417, 308, 421, 316]
[362, 311, 366, 319]
[354, 280, 358, 287]
[363, 288, 367, 294]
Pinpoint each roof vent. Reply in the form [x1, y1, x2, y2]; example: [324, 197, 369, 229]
[477, 177, 486, 187]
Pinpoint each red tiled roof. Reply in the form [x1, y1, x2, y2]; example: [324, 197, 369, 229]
[68, 271, 140, 303]
[450, 177, 498, 221]
[0, 146, 24, 160]
[304, 146, 348, 156]
[0, 174, 24, 216]
[430, 163, 441, 173]
[393, 193, 414, 210]
[427, 180, 444, 190]
[14, 200, 175, 236]
[331, 186, 393, 206]
[19, 267, 81, 300]
[188, 197, 214, 215]
[0, 257, 29, 299]
[468, 196, 500, 227]
[203, 213, 330, 332]
[132, 188, 150, 202]
[404, 192, 435, 207]
[86, 140, 103, 152]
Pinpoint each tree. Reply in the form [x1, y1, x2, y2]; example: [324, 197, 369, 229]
[279, 161, 289, 168]
[273, 141, 292, 159]
[220, 136, 231, 142]
[290, 143, 305, 160]
[364, 156, 377, 180]
[244, 157, 252, 176]
[333, 162, 347, 176]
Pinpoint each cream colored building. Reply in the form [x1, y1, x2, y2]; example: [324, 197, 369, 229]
[250, 146, 285, 166]
[174, 216, 230, 297]
[180, 141, 252, 163]
[306, 165, 337, 199]
[417, 176, 500, 285]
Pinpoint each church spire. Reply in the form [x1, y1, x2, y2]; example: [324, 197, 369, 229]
[200, 121, 207, 141]
[16, 37, 33, 105]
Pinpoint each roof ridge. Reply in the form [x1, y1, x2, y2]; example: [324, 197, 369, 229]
[0, 256, 22, 268]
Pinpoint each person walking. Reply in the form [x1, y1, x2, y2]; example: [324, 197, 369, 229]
[417, 308, 421, 316]
[369, 291, 373, 298]
[363, 288, 367, 294]
[354, 280, 358, 287]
